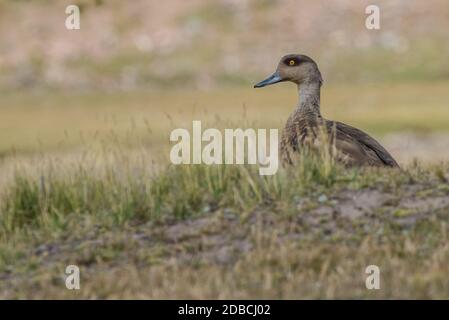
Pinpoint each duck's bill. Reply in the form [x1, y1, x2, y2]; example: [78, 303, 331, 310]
[253, 72, 283, 88]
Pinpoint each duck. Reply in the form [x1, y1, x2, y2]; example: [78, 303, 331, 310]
[254, 54, 399, 168]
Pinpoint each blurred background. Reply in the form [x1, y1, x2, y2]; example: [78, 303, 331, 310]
[1, 0, 449, 163]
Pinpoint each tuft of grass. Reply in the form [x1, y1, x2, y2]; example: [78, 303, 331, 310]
[1, 151, 343, 235]
[1, 142, 433, 238]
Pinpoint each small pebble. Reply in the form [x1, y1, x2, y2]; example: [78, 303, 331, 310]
[318, 194, 328, 203]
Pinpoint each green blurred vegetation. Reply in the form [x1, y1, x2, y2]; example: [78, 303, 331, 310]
[1, 0, 449, 90]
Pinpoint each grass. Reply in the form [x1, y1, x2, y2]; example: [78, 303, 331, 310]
[0, 141, 449, 298]
[2, 0, 449, 299]
[1, 146, 339, 235]
[0, 82, 449, 298]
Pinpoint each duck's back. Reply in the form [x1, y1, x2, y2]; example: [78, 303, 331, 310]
[280, 116, 399, 168]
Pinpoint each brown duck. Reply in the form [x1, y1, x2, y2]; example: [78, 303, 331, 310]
[254, 54, 399, 168]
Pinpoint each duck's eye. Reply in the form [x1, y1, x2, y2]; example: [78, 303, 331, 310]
[289, 59, 296, 66]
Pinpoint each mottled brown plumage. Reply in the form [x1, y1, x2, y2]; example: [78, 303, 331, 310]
[254, 54, 399, 168]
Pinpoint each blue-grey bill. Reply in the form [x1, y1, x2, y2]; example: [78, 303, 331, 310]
[254, 72, 283, 88]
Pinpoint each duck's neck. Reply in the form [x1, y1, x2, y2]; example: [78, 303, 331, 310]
[295, 81, 321, 118]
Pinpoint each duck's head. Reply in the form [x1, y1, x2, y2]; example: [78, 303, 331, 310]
[254, 54, 322, 88]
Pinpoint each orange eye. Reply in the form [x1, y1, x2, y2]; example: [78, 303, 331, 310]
[289, 60, 295, 66]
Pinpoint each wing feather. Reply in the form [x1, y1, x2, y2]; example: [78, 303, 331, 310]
[328, 121, 399, 168]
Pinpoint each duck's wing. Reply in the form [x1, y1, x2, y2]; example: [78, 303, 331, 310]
[327, 121, 400, 168]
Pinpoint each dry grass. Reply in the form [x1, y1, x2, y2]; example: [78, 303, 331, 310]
[1, 0, 449, 300]
[1, 158, 449, 299]
[0, 136, 449, 298]
[1, 82, 449, 299]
